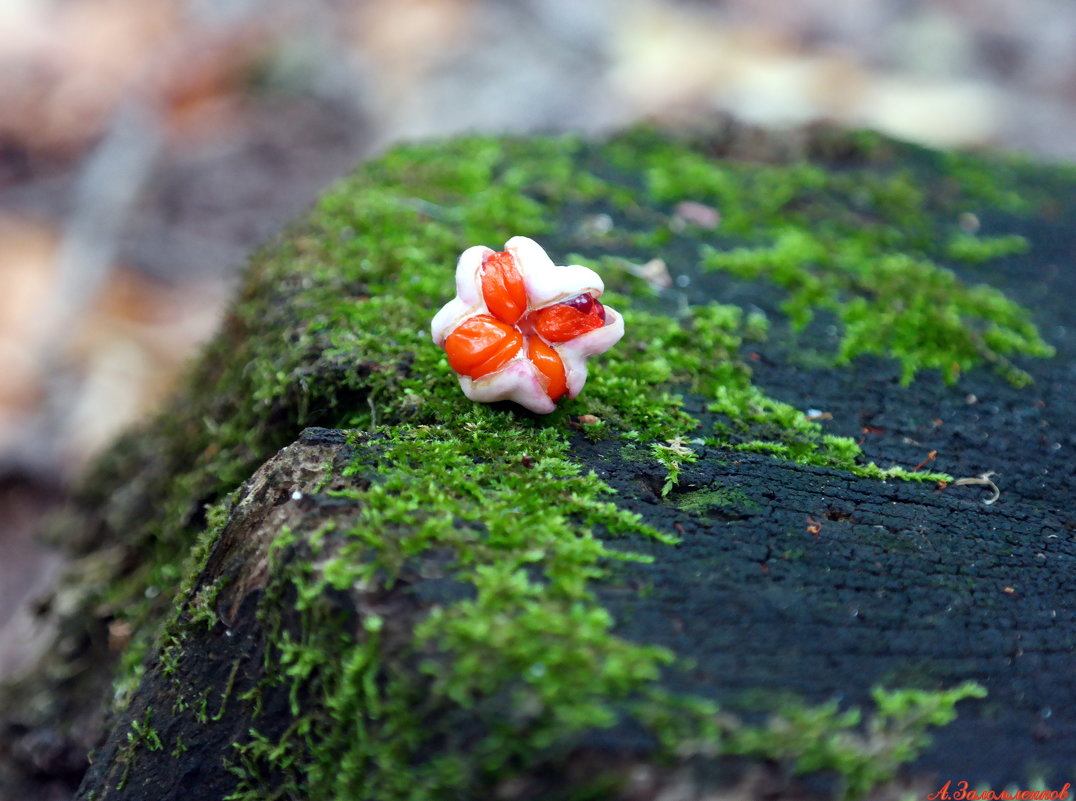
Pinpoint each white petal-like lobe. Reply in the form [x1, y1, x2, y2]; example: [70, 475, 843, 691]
[458, 359, 557, 414]
[507, 235, 604, 308]
[430, 246, 492, 344]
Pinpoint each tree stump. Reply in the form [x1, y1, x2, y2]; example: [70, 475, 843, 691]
[2, 121, 1074, 801]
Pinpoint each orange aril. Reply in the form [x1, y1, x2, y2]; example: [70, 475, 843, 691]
[480, 250, 528, 325]
[444, 314, 522, 379]
[532, 293, 605, 343]
[527, 337, 567, 400]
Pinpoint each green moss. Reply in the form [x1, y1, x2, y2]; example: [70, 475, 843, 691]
[936, 150, 1032, 214]
[116, 708, 164, 790]
[221, 420, 982, 799]
[97, 127, 1055, 656]
[80, 125, 1058, 797]
[188, 576, 227, 630]
[633, 682, 986, 801]
[597, 126, 1054, 387]
[701, 234, 1051, 386]
[946, 232, 1029, 263]
[673, 485, 757, 515]
[651, 439, 699, 496]
[726, 682, 987, 800]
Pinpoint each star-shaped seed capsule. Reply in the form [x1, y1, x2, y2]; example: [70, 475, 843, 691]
[431, 236, 624, 414]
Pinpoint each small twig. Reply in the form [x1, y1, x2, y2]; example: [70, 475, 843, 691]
[913, 449, 938, 472]
[952, 471, 1000, 505]
[368, 396, 378, 433]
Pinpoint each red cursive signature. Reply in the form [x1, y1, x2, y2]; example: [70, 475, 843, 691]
[927, 781, 1071, 800]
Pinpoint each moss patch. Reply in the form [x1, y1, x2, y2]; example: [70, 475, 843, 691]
[66, 123, 1058, 798]
[225, 421, 675, 797]
[594, 127, 1054, 386]
[672, 485, 757, 516]
[214, 425, 984, 800]
[92, 127, 1054, 655]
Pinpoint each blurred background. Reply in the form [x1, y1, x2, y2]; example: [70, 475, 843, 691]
[2, 0, 1075, 679]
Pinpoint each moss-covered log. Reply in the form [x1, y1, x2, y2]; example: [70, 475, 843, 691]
[2, 120, 1074, 800]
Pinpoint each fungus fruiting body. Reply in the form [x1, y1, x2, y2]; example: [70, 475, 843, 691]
[431, 236, 624, 413]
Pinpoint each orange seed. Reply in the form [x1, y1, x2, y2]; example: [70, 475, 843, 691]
[480, 250, 528, 325]
[527, 337, 567, 400]
[532, 293, 605, 342]
[444, 314, 522, 379]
